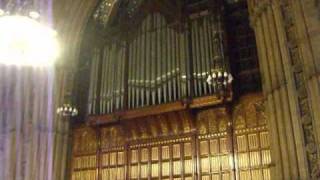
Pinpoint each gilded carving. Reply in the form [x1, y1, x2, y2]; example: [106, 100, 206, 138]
[101, 126, 125, 149]
[233, 94, 266, 130]
[73, 127, 97, 154]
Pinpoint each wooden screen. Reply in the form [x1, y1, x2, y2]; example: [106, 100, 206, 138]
[128, 137, 195, 180]
[71, 127, 271, 180]
[71, 94, 271, 180]
[71, 128, 98, 180]
[235, 126, 271, 180]
[100, 148, 126, 180]
[198, 133, 233, 180]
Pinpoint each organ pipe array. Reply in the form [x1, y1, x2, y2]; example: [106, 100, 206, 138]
[88, 12, 229, 115]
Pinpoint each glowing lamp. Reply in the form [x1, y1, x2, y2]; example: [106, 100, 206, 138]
[0, 14, 59, 66]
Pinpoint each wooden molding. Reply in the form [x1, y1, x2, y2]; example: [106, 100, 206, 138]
[88, 94, 232, 126]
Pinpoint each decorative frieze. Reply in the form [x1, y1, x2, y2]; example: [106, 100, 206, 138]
[279, 1, 319, 177]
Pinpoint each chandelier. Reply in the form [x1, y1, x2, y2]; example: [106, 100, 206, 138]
[0, 1, 59, 67]
[56, 103, 78, 117]
[206, 70, 233, 88]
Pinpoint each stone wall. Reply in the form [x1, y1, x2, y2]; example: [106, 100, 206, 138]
[247, 0, 320, 179]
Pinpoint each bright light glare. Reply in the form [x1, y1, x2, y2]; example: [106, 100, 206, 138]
[0, 15, 59, 66]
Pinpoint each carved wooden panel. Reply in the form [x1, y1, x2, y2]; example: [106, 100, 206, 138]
[71, 127, 98, 180]
[70, 94, 271, 180]
[128, 137, 195, 180]
[198, 133, 233, 180]
[235, 127, 271, 180]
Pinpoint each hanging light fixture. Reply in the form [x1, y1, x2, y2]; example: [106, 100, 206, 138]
[206, 70, 233, 89]
[0, 2, 59, 67]
[56, 103, 78, 117]
[56, 92, 78, 117]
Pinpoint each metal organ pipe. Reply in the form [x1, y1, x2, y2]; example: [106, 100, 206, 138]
[204, 17, 211, 94]
[87, 12, 229, 115]
[145, 15, 151, 106]
[199, 20, 208, 95]
[88, 48, 99, 114]
[204, 16, 213, 94]
[93, 49, 100, 114]
[156, 14, 162, 105]
[151, 14, 157, 106]
[191, 20, 199, 97]
[140, 19, 146, 107]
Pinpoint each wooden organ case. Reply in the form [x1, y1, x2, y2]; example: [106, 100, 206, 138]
[71, 94, 271, 180]
[72, 1, 271, 180]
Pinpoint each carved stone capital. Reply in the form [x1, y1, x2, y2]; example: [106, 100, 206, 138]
[249, 1, 271, 28]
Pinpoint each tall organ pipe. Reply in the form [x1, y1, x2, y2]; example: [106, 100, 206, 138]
[156, 14, 162, 105]
[151, 14, 157, 105]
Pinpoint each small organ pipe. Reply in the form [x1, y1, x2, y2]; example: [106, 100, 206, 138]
[176, 30, 182, 100]
[172, 29, 178, 101]
[120, 46, 126, 109]
[167, 27, 173, 102]
[191, 21, 198, 97]
[100, 48, 106, 113]
[145, 16, 150, 106]
[132, 37, 138, 108]
[88, 48, 98, 114]
[137, 32, 142, 108]
[203, 17, 212, 94]
[185, 28, 191, 97]
[156, 14, 162, 104]
[140, 21, 146, 107]
[115, 47, 122, 110]
[92, 48, 100, 114]
[151, 14, 157, 105]
[162, 17, 168, 103]
[180, 29, 187, 98]
[194, 20, 200, 96]
[128, 42, 133, 109]
[110, 45, 116, 112]
[199, 20, 208, 95]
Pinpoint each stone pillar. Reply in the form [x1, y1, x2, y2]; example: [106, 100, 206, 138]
[247, 0, 320, 179]
[52, 67, 75, 180]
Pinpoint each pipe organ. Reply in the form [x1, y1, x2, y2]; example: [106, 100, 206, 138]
[88, 11, 230, 115]
[71, 94, 271, 180]
[75, 1, 272, 180]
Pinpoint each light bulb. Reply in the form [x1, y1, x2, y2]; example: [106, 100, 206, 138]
[206, 75, 212, 84]
[29, 11, 40, 19]
[212, 73, 216, 79]
[218, 71, 222, 77]
[0, 15, 60, 66]
[224, 72, 228, 77]
[223, 81, 227, 86]
[228, 74, 233, 83]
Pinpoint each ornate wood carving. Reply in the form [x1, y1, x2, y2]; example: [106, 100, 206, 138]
[70, 93, 271, 180]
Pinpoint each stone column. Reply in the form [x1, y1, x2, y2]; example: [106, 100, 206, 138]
[247, 0, 320, 179]
[295, 2, 320, 175]
[52, 68, 72, 180]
